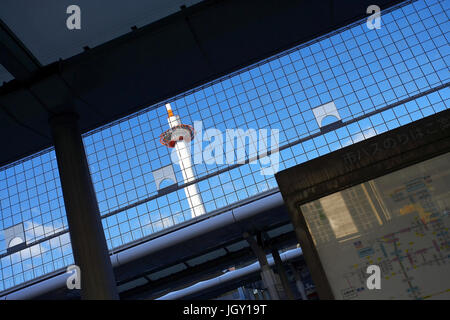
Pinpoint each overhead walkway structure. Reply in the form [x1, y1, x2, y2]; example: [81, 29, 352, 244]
[0, 0, 448, 299]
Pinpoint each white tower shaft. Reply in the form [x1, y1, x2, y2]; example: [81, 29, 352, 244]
[165, 104, 206, 217]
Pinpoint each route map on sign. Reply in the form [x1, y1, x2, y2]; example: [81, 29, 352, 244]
[300, 152, 450, 300]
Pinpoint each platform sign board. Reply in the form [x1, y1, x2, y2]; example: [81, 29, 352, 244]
[300, 153, 450, 299]
[276, 109, 450, 299]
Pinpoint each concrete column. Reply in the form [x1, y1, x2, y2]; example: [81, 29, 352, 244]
[271, 248, 295, 300]
[289, 263, 308, 300]
[243, 232, 280, 300]
[49, 112, 119, 300]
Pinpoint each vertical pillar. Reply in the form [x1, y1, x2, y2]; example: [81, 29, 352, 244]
[271, 248, 295, 300]
[289, 263, 308, 300]
[237, 287, 246, 300]
[243, 232, 280, 300]
[288, 205, 334, 299]
[49, 112, 119, 300]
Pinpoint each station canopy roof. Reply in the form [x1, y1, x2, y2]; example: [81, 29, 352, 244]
[0, 0, 404, 167]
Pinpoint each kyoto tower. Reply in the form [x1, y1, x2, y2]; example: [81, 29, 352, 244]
[160, 103, 206, 217]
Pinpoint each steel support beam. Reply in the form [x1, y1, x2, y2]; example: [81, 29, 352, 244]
[0, 19, 40, 80]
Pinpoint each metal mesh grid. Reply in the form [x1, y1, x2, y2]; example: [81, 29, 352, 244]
[0, 0, 449, 293]
[0, 151, 72, 291]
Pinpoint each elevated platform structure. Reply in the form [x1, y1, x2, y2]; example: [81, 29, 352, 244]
[1, 191, 296, 299]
